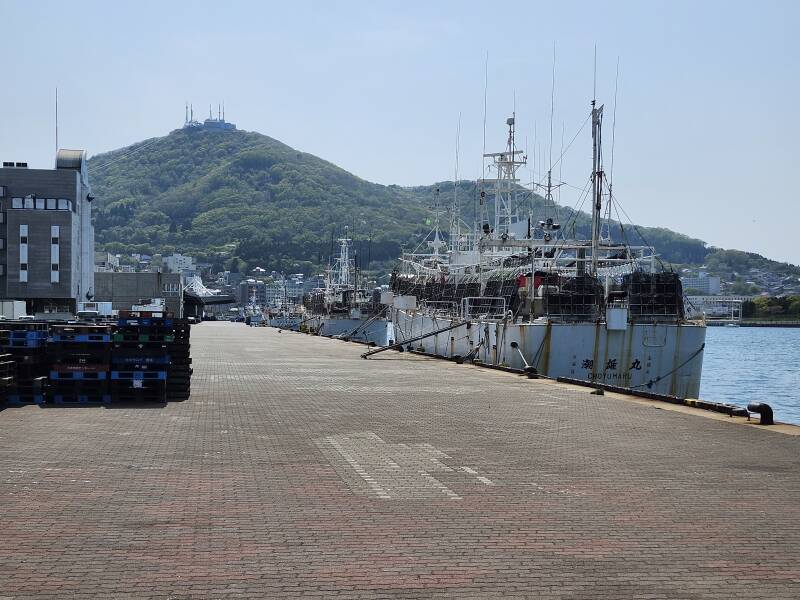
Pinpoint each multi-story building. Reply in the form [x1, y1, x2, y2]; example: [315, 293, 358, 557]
[94, 271, 184, 316]
[164, 253, 197, 276]
[95, 251, 120, 272]
[681, 272, 721, 295]
[0, 150, 94, 314]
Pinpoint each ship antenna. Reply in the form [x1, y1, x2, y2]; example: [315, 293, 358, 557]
[548, 42, 556, 172]
[185, 101, 188, 124]
[55, 87, 59, 154]
[609, 57, 620, 199]
[593, 44, 597, 105]
[450, 112, 462, 253]
[590, 48, 604, 276]
[479, 51, 489, 238]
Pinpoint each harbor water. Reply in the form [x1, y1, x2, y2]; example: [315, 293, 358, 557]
[700, 327, 800, 425]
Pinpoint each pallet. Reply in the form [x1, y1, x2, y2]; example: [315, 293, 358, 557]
[111, 371, 167, 380]
[5, 394, 45, 405]
[112, 333, 175, 343]
[50, 371, 108, 380]
[49, 394, 111, 405]
[49, 334, 111, 343]
[118, 310, 174, 319]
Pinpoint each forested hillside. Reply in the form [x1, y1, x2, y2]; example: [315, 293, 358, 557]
[88, 127, 798, 282]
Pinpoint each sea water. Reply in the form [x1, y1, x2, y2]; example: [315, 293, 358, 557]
[700, 327, 800, 425]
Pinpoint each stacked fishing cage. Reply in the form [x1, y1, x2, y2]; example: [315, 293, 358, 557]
[624, 272, 684, 322]
[110, 311, 170, 403]
[0, 322, 48, 405]
[541, 274, 604, 321]
[48, 324, 112, 404]
[165, 319, 192, 401]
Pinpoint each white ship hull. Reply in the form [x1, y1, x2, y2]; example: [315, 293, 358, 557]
[387, 309, 706, 398]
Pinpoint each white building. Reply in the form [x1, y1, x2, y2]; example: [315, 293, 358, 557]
[164, 253, 197, 276]
[681, 272, 721, 295]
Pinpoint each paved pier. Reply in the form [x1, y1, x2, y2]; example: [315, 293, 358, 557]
[1, 322, 799, 599]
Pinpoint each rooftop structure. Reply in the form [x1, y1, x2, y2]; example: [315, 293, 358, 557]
[182, 102, 236, 131]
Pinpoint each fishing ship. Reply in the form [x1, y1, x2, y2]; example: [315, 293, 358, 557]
[371, 101, 706, 398]
[294, 232, 393, 345]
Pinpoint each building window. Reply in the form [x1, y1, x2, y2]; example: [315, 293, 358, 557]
[11, 198, 22, 209]
[20, 263, 27, 271]
[51, 236, 59, 244]
[24, 197, 33, 209]
[35, 198, 45, 210]
[57, 198, 69, 210]
[51, 263, 59, 271]
[20, 236, 27, 244]
[46, 198, 56, 210]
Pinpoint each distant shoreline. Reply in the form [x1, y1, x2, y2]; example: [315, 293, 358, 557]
[707, 321, 800, 328]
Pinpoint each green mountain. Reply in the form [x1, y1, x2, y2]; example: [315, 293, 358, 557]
[88, 127, 800, 290]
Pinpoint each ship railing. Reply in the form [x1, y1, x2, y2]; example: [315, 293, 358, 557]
[421, 301, 459, 317]
[461, 296, 507, 320]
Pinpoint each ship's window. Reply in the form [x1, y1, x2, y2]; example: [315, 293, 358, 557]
[24, 197, 33, 209]
[35, 198, 45, 210]
[58, 198, 69, 210]
[11, 197, 22, 209]
[46, 198, 56, 209]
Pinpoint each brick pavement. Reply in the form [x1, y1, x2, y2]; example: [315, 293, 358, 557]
[1, 322, 799, 599]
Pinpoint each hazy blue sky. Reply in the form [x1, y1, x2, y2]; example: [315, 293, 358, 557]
[2, 0, 798, 263]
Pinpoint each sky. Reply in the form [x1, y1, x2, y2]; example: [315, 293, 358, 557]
[1, 0, 798, 264]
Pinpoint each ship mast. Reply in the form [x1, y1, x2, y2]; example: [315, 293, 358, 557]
[480, 114, 527, 244]
[590, 100, 604, 275]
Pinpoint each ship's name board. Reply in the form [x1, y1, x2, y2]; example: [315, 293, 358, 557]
[581, 358, 643, 382]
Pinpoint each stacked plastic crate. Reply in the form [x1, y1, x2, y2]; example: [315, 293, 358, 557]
[0, 322, 48, 405]
[110, 311, 170, 403]
[166, 319, 192, 401]
[48, 324, 112, 404]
